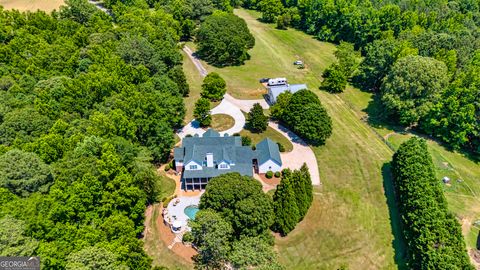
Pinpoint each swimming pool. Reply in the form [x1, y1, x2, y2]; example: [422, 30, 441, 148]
[184, 205, 199, 220]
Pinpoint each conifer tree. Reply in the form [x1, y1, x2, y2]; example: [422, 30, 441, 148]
[300, 163, 313, 207]
[272, 169, 300, 235]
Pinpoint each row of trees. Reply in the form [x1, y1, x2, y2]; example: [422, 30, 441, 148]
[271, 89, 332, 145]
[190, 168, 313, 268]
[245, 0, 480, 154]
[391, 138, 472, 269]
[273, 164, 313, 235]
[0, 0, 190, 268]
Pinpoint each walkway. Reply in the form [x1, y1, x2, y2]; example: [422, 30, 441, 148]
[269, 122, 321, 186]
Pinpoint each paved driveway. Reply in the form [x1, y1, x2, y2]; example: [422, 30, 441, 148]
[177, 99, 245, 139]
[269, 122, 321, 186]
[224, 93, 269, 112]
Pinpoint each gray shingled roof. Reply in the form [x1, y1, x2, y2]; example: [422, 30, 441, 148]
[175, 130, 254, 178]
[255, 138, 282, 166]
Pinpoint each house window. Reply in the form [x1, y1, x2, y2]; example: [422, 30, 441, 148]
[219, 164, 228, 169]
[189, 165, 198, 170]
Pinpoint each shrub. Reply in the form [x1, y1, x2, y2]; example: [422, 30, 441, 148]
[274, 171, 281, 178]
[241, 136, 252, 146]
[182, 231, 194, 243]
[266, 171, 273, 179]
[277, 142, 285, 152]
[164, 164, 170, 171]
[162, 194, 177, 206]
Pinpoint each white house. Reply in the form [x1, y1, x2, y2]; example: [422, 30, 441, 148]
[255, 138, 282, 173]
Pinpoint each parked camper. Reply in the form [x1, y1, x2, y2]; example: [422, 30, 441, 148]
[267, 77, 287, 86]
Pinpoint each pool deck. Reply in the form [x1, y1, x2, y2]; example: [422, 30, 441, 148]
[166, 195, 202, 228]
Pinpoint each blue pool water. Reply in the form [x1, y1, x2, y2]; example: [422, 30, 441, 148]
[184, 205, 199, 220]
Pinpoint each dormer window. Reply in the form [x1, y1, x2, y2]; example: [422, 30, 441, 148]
[219, 163, 228, 169]
[190, 165, 198, 170]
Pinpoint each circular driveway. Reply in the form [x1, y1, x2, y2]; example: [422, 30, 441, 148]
[177, 98, 245, 139]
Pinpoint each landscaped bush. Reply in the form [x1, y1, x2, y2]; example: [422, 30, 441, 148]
[241, 135, 252, 146]
[182, 231, 194, 243]
[164, 164, 171, 171]
[162, 194, 177, 206]
[277, 142, 285, 152]
[265, 171, 273, 179]
[274, 171, 281, 178]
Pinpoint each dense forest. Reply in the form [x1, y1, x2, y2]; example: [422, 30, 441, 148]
[245, 0, 480, 155]
[0, 0, 188, 268]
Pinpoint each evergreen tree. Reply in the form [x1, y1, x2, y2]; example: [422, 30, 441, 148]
[300, 163, 313, 207]
[272, 169, 300, 235]
[193, 98, 212, 127]
[247, 103, 268, 132]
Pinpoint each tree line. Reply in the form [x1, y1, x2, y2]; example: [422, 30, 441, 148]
[392, 137, 472, 269]
[241, 0, 479, 155]
[0, 0, 191, 268]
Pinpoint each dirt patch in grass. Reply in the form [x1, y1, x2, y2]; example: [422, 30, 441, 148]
[0, 0, 64, 12]
[210, 114, 235, 132]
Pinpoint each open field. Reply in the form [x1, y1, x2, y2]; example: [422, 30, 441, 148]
[194, 9, 402, 269]
[342, 81, 480, 252]
[0, 0, 64, 12]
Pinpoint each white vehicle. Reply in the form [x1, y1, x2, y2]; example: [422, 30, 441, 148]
[294, 60, 303, 65]
[267, 77, 287, 86]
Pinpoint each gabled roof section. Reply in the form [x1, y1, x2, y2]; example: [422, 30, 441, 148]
[203, 129, 220, 137]
[255, 138, 282, 166]
[174, 147, 184, 161]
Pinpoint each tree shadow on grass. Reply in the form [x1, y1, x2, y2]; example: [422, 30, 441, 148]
[363, 93, 405, 134]
[382, 162, 408, 270]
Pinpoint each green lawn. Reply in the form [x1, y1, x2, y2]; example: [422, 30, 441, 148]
[182, 50, 204, 123]
[158, 171, 176, 200]
[240, 126, 293, 152]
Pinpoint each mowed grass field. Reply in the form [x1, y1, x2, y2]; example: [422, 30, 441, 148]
[192, 9, 403, 269]
[341, 86, 480, 251]
[0, 0, 64, 12]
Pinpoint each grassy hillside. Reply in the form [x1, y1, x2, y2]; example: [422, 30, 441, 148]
[0, 0, 64, 12]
